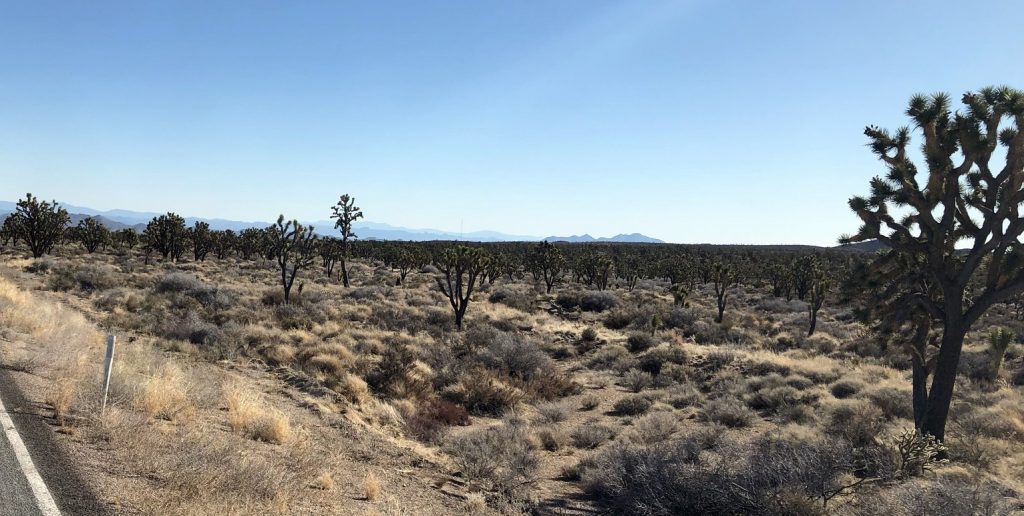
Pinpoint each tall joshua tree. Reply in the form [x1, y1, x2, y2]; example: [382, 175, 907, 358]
[528, 241, 564, 293]
[9, 193, 69, 258]
[330, 194, 363, 287]
[711, 261, 738, 323]
[268, 215, 317, 304]
[807, 268, 830, 336]
[190, 221, 214, 261]
[842, 86, 1024, 441]
[143, 213, 188, 262]
[435, 246, 489, 330]
[76, 216, 110, 253]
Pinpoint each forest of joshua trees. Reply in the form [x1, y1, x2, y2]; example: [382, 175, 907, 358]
[1, 87, 1024, 514]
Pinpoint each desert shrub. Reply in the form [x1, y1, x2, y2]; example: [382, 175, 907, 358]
[830, 379, 863, 399]
[536, 428, 567, 452]
[404, 398, 471, 443]
[613, 395, 652, 416]
[157, 272, 205, 294]
[603, 308, 636, 330]
[274, 303, 326, 330]
[637, 345, 688, 376]
[48, 264, 119, 292]
[347, 286, 388, 301]
[628, 412, 679, 445]
[488, 288, 533, 312]
[661, 307, 696, 330]
[702, 397, 756, 428]
[446, 420, 538, 497]
[535, 400, 572, 423]
[621, 369, 653, 393]
[156, 273, 233, 309]
[785, 375, 815, 390]
[160, 311, 224, 347]
[522, 372, 581, 400]
[703, 350, 736, 372]
[556, 291, 619, 313]
[856, 475, 1012, 516]
[581, 433, 858, 516]
[581, 327, 599, 342]
[745, 385, 813, 415]
[665, 384, 705, 409]
[579, 394, 601, 411]
[444, 370, 524, 416]
[1011, 367, 1024, 386]
[626, 332, 654, 353]
[571, 423, 616, 449]
[586, 344, 633, 372]
[827, 400, 885, 446]
[26, 258, 54, 274]
[476, 330, 552, 381]
[580, 291, 619, 312]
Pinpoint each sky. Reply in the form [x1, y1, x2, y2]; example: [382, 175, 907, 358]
[1, 1, 1022, 245]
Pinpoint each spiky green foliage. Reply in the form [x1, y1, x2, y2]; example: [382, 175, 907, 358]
[212, 229, 236, 259]
[75, 216, 110, 253]
[842, 86, 1024, 440]
[435, 246, 490, 330]
[711, 261, 737, 323]
[112, 228, 139, 250]
[268, 215, 318, 304]
[8, 193, 70, 258]
[988, 327, 1014, 379]
[189, 221, 214, 261]
[807, 268, 831, 336]
[237, 227, 265, 261]
[330, 194, 364, 287]
[528, 241, 565, 294]
[143, 213, 188, 262]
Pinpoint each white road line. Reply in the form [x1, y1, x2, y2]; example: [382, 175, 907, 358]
[0, 392, 62, 516]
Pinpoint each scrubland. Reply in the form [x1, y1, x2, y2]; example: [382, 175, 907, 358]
[1, 247, 1023, 515]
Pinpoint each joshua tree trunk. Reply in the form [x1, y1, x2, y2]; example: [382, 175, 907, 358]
[921, 321, 967, 441]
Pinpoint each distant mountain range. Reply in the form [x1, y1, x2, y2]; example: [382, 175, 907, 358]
[544, 233, 665, 244]
[0, 201, 663, 244]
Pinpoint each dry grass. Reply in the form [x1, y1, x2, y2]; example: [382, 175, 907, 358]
[364, 471, 381, 501]
[137, 363, 192, 420]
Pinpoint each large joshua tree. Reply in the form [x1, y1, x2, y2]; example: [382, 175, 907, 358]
[435, 246, 490, 330]
[330, 194, 363, 287]
[269, 215, 318, 304]
[528, 241, 565, 293]
[842, 86, 1024, 441]
[9, 193, 69, 258]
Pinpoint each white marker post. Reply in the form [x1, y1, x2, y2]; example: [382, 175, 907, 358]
[100, 335, 116, 414]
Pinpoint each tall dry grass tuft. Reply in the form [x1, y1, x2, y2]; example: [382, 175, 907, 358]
[223, 380, 293, 444]
[364, 471, 381, 501]
[136, 363, 192, 421]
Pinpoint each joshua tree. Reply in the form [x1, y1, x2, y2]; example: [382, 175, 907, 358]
[0, 216, 19, 246]
[765, 263, 792, 299]
[143, 213, 188, 262]
[76, 216, 110, 253]
[791, 255, 818, 301]
[396, 247, 425, 286]
[268, 215, 318, 304]
[113, 228, 139, 250]
[9, 193, 69, 258]
[212, 230, 236, 259]
[237, 228, 264, 260]
[528, 241, 564, 293]
[190, 221, 214, 261]
[330, 194, 363, 287]
[318, 237, 342, 278]
[841, 86, 1024, 441]
[712, 261, 737, 323]
[988, 327, 1014, 380]
[807, 269, 831, 336]
[435, 246, 489, 330]
[670, 282, 690, 306]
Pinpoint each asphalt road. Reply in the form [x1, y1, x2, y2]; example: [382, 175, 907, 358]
[0, 368, 109, 515]
[0, 420, 43, 515]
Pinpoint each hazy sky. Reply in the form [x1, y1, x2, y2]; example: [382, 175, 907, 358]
[2, 1, 1022, 245]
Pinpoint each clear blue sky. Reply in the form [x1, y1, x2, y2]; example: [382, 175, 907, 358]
[1, 1, 1022, 245]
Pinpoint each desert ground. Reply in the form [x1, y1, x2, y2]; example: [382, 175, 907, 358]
[1, 242, 1023, 515]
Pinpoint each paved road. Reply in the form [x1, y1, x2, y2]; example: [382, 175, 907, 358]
[0, 368, 110, 515]
[0, 417, 44, 515]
